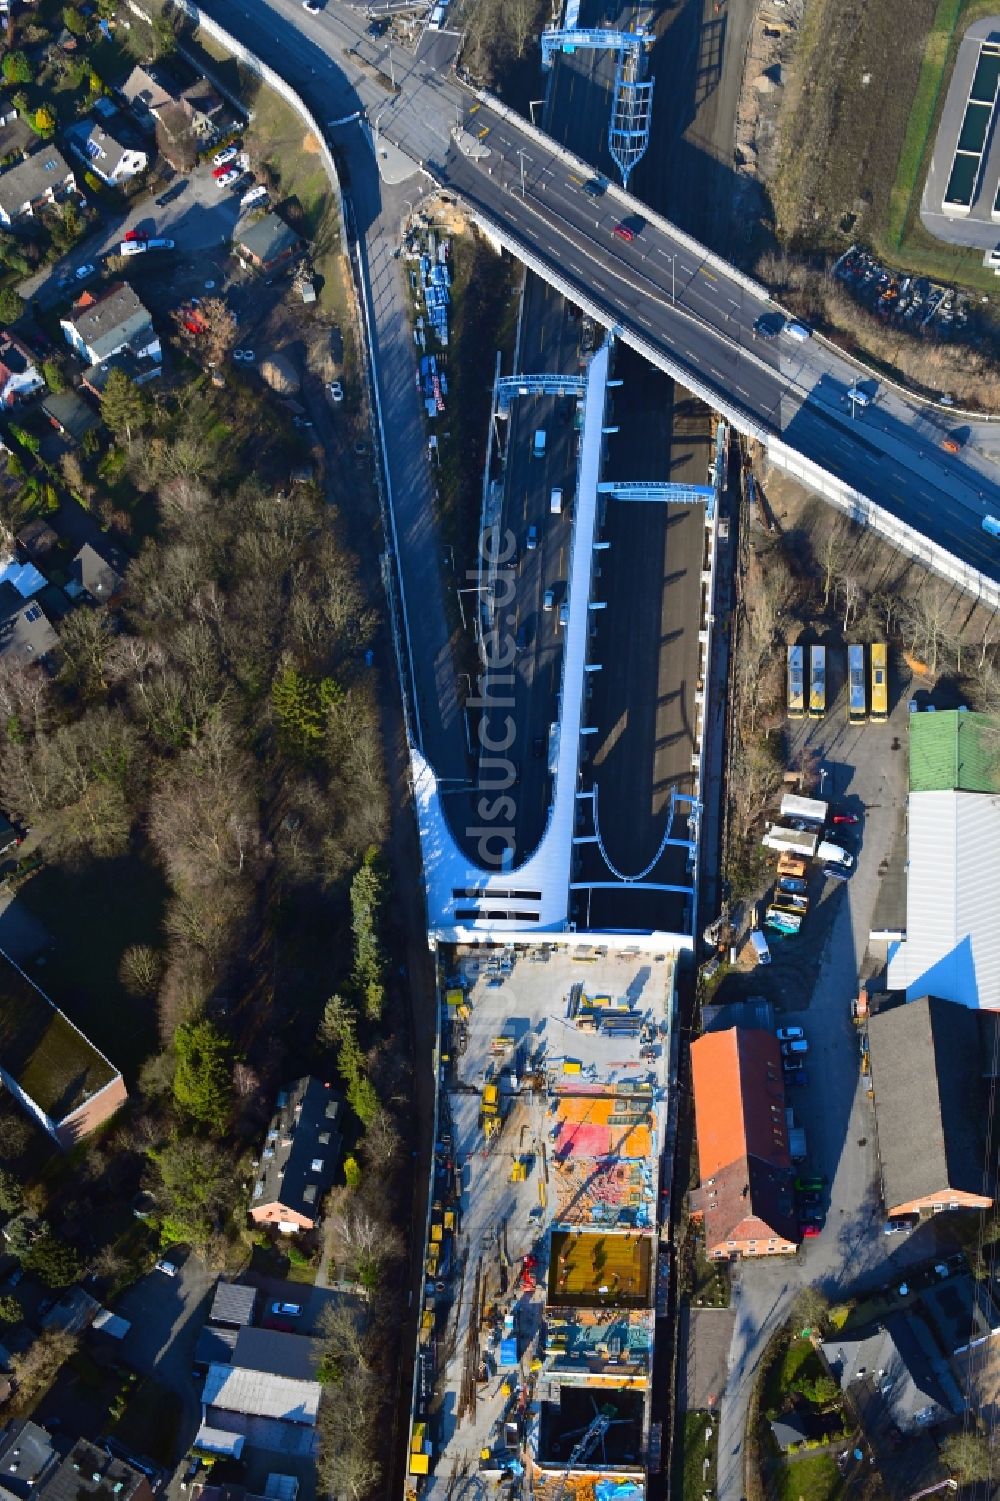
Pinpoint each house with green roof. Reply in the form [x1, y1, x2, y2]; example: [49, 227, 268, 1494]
[0, 951, 126, 1147]
[909, 709, 1000, 793]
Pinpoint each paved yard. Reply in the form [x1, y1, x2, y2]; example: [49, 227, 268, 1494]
[678, 1305, 736, 1412]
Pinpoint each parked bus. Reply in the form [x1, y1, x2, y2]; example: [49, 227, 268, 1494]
[870, 642, 888, 722]
[787, 644, 805, 719]
[848, 644, 867, 724]
[808, 645, 826, 719]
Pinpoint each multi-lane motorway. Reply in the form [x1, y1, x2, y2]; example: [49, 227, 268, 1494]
[201, 0, 1000, 584]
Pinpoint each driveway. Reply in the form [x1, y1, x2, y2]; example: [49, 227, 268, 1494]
[713, 684, 960, 1498]
[113, 1254, 217, 1455]
[20, 163, 245, 311]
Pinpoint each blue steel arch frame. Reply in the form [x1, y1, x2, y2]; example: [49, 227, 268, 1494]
[540, 26, 655, 188]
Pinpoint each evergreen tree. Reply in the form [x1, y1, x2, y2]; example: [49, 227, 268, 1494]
[173, 1017, 232, 1134]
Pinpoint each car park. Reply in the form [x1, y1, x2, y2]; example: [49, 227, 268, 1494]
[271, 1300, 302, 1317]
[776, 1026, 804, 1042]
[213, 145, 239, 167]
[155, 179, 187, 207]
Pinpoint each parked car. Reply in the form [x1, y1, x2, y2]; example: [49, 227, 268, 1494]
[216, 169, 242, 188]
[831, 811, 859, 825]
[213, 145, 239, 167]
[823, 864, 851, 883]
[303, 0, 322, 11]
[776, 1026, 804, 1042]
[155, 179, 187, 208]
[800, 1223, 821, 1239]
[75, 263, 96, 280]
[124, 228, 148, 243]
[784, 1068, 809, 1087]
[119, 241, 147, 257]
[270, 1300, 302, 1317]
[795, 1175, 825, 1192]
[154, 1258, 178, 1277]
[233, 349, 255, 363]
[327, 379, 344, 403]
[781, 1038, 808, 1056]
[213, 163, 234, 179]
[146, 238, 175, 251]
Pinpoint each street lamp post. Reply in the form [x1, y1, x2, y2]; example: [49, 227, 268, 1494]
[518, 148, 526, 199]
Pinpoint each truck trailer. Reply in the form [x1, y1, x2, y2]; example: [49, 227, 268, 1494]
[762, 824, 819, 859]
[779, 793, 828, 827]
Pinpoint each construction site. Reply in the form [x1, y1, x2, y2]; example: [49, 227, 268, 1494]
[407, 947, 676, 1501]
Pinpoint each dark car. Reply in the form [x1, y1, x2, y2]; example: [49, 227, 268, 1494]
[155, 178, 187, 208]
[532, 735, 544, 759]
[753, 313, 783, 340]
[367, 16, 389, 35]
[784, 1068, 809, 1086]
[582, 177, 605, 199]
[515, 623, 528, 652]
[797, 1191, 822, 1207]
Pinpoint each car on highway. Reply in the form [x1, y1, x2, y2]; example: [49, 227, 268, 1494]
[543, 588, 554, 611]
[75, 263, 96, 280]
[526, 525, 538, 551]
[776, 1026, 804, 1042]
[270, 1300, 302, 1317]
[752, 313, 783, 339]
[216, 168, 242, 188]
[582, 177, 605, 199]
[941, 437, 960, 453]
[785, 320, 812, 341]
[532, 735, 544, 758]
[327, 379, 344, 403]
[558, 601, 569, 628]
[983, 515, 1000, 538]
[845, 385, 872, 408]
[213, 145, 239, 167]
[303, 0, 322, 11]
[612, 222, 634, 243]
[515, 624, 528, 652]
[155, 179, 187, 207]
[154, 1258, 178, 1276]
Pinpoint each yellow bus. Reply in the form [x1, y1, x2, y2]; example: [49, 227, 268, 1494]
[870, 642, 888, 722]
[848, 644, 866, 724]
[808, 645, 826, 719]
[787, 644, 805, 719]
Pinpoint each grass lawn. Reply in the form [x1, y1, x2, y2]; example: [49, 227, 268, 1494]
[691, 1241, 730, 1307]
[761, 1336, 821, 1413]
[250, 1242, 319, 1285]
[673, 1411, 718, 1501]
[774, 1450, 843, 1501]
[18, 852, 168, 1080]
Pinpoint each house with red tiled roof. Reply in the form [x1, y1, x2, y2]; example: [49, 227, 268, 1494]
[688, 1028, 799, 1260]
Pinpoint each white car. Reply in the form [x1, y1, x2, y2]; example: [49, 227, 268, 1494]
[154, 1258, 178, 1277]
[119, 241, 147, 257]
[327, 380, 344, 403]
[213, 144, 238, 167]
[303, 0, 321, 11]
[216, 169, 241, 188]
[75, 263, 96, 280]
[776, 1026, 804, 1043]
[271, 1300, 302, 1317]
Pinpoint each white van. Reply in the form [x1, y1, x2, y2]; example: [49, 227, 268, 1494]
[749, 929, 771, 965]
[785, 321, 812, 342]
[550, 487, 563, 515]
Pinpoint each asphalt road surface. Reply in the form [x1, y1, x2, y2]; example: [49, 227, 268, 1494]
[198, 0, 1000, 589]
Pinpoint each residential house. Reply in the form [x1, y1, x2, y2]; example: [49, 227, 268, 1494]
[887, 708, 1000, 1009]
[15, 517, 59, 565]
[202, 1361, 321, 1430]
[868, 994, 993, 1220]
[118, 62, 180, 126]
[41, 388, 101, 445]
[195, 1323, 239, 1371]
[232, 1327, 324, 1382]
[0, 332, 43, 407]
[65, 540, 126, 603]
[250, 1075, 342, 1232]
[0, 149, 76, 226]
[0, 93, 34, 162]
[0, 93, 17, 129]
[0, 948, 127, 1146]
[68, 115, 148, 186]
[81, 347, 162, 395]
[0, 584, 57, 667]
[821, 1315, 962, 1433]
[60, 283, 160, 368]
[180, 79, 225, 137]
[234, 212, 302, 275]
[688, 1027, 798, 1259]
[0, 1425, 154, 1501]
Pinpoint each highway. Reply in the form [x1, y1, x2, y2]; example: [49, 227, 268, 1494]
[200, 0, 1000, 585]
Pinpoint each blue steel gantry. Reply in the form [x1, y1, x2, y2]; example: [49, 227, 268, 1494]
[541, 26, 655, 188]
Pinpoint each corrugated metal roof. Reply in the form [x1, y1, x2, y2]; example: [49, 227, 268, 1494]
[210, 1281, 256, 1327]
[888, 791, 1000, 1008]
[909, 710, 1000, 793]
[202, 1362, 320, 1425]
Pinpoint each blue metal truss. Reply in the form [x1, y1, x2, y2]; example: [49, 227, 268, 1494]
[540, 26, 654, 187]
[597, 481, 715, 505]
[496, 374, 587, 413]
